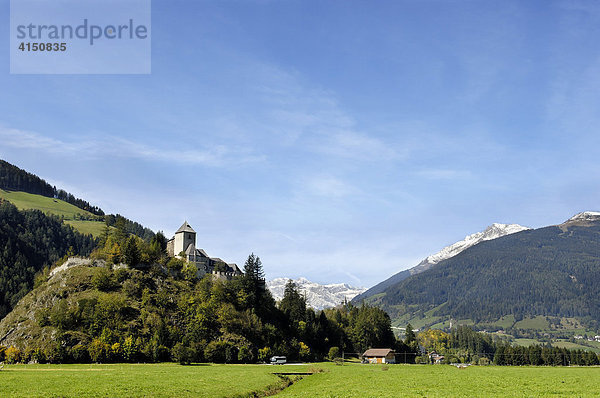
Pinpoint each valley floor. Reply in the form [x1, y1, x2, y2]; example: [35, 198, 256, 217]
[1, 362, 600, 397]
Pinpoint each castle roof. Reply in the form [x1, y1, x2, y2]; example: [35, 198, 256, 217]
[228, 263, 242, 273]
[184, 243, 196, 255]
[184, 247, 209, 258]
[176, 221, 196, 234]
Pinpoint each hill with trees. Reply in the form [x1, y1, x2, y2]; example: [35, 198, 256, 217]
[0, 160, 104, 216]
[0, 236, 403, 364]
[361, 215, 600, 335]
[0, 159, 154, 241]
[0, 160, 157, 322]
[0, 160, 157, 317]
[0, 200, 96, 319]
[354, 223, 529, 304]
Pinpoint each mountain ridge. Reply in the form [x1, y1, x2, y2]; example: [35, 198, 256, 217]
[267, 277, 366, 310]
[364, 212, 600, 334]
[354, 222, 529, 303]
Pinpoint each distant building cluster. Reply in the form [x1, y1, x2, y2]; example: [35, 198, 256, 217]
[574, 335, 600, 342]
[167, 221, 242, 279]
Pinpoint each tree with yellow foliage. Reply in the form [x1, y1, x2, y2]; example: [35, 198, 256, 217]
[418, 329, 449, 353]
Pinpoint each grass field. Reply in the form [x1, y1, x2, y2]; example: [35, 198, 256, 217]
[514, 316, 550, 330]
[64, 220, 107, 237]
[0, 189, 106, 237]
[279, 363, 600, 397]
[492, 314, 516, 329]
[0, 363, 296, 398]
[512, 338, 540, 347]
[553, 340, 600, 353]
[511, 338, 600, 353]
[477, 314, 516, 330]
[2, 362, 600, 397]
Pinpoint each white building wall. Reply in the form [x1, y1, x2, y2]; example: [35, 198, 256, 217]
[174, 231, 195, 257]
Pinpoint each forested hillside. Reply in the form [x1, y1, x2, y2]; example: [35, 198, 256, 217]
[0, 160, 154, 241]
[415, 325, 600, 366]
[0, 246, 400, 364]
[104, 214, 154, 242]
[354, 223, 529, 304]
[0, 160, 157, 322]
[0, 160, 104, 216]
[0, 200, 96, 318]
[372, 223, 600, 330]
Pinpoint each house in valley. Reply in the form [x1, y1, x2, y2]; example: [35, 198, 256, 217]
[362, 348, 396, 364]
[167, 221, 242, 279]
[429, 351, 445, 364]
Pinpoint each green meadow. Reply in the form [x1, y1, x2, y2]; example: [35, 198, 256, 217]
[0, 189, 106, 237]
[0, 363, 293, 398]
[2, 362, 600, 398]
[280, 363, 600, 397]
[63, 219, 107, 237]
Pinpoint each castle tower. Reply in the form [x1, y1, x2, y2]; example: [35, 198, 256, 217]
[173, 221, 196, 257]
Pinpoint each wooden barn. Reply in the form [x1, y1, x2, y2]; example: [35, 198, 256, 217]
[362, 348, 396, 364]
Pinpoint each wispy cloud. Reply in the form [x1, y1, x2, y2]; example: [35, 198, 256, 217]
[0, 126, 263, 167]
[304, 175, 360, 198]
[316, 130, 400, 161]
[415, 168, 473, 180]
[250, 65, 400, 162]
[116, 137, 265, 167]
[0, 126, 97, 153]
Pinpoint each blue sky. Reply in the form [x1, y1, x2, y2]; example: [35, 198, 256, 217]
[2, 0, 600, 287]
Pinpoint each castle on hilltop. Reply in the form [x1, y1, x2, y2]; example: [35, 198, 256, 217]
[166, 221, 242, 279]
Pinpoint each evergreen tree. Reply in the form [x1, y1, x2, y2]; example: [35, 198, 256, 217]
[405, 323, 416, 345]
[243, 253, 264, 281]
[100, 221, 111, 248]
[242, 254, 265, 306]
[494, 344, 507, 365]
[124, 236, 141, 267]
[279, 280, 307, 324]
[152, 232, 167, 253]
[114, 217, 128, 244]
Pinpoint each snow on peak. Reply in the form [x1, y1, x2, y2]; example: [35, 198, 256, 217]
[567, 211, 600, 222]
[267, 277, 367, 310]
[422, 223, 529, 265]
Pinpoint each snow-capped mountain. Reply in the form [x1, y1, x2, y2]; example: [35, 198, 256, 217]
[565, 211, 600, 223]
[267, 277, 367, 310]
[353, 222, 529, 302]
[368, 214, 600, 328]
[410, 223, 530, 275]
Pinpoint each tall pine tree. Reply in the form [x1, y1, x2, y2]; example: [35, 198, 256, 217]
[242, 253, 266, 311]
[279, 280, 307, 324]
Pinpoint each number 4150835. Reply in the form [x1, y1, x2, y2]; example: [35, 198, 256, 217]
[18, 42, 67, 51]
